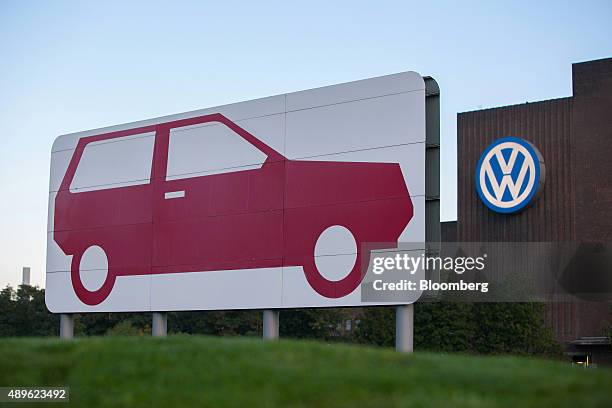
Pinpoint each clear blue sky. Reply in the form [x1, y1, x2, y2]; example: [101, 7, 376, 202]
[1, 0, 610, 288]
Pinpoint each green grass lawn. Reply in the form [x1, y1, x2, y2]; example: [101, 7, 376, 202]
[0, 336, 610, 407]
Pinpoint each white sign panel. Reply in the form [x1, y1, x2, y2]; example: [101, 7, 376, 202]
[46, 72, 426, 312]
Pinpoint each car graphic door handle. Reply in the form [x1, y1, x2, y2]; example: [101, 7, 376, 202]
[164, 190, 185, 199]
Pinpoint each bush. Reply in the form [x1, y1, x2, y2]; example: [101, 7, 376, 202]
[353, 302, 560, 356]
[0, 285, 561, 357]
[106, 320, 144, 336]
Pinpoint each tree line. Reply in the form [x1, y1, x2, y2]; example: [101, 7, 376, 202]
[0, 284, 560, 356]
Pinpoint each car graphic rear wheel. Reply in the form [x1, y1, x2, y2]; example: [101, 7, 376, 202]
[303, 225, 366, 298]
[70, 245, 116, 306]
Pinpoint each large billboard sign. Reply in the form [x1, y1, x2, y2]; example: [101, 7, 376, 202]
[46, 72, 426, 312]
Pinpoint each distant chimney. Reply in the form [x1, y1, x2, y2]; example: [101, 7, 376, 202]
[22, 267, 30, 286]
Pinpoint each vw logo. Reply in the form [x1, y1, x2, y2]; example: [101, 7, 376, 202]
[475, 137, 545, 214]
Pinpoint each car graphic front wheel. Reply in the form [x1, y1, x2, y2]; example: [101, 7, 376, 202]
[70, 245, 116, 306]
[303, 225, 367, 298]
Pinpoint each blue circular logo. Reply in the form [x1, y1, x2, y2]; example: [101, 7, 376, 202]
[475, 137, 545, 214]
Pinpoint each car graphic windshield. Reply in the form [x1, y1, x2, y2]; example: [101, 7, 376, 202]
[166, 121, 268, 181]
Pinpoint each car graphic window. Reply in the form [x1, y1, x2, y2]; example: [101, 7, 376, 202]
[70, 132, 155, 193]
[166, 121, 267, 181]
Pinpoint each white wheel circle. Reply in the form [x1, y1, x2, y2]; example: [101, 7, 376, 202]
[79, 245, 108, 292]
[314, 225, 357, 282]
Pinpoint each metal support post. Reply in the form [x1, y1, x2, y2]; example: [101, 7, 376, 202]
[263, 309, 279, 340]
[152, 312, 167, 337]
[60, 314, 74, 340]
[396, 304, 414, 353]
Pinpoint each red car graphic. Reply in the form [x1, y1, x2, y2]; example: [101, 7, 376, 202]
[54, 113, 413, 305]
